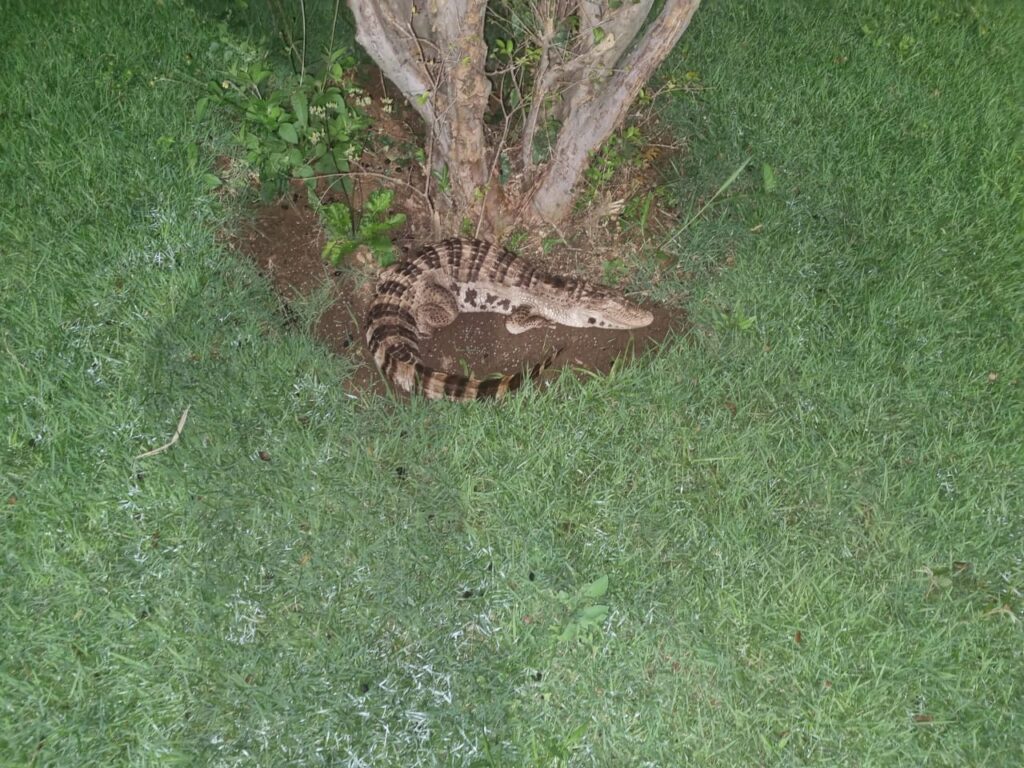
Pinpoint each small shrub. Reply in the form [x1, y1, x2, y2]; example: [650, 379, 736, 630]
[320, 188, 406, 268]
[201, 34, 369, 198]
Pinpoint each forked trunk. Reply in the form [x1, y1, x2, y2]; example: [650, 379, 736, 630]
[348, 0, 701, 236]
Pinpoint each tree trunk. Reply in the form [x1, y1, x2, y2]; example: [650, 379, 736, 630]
[348, 0, 701, 235]
[350, 1, 507, 233]
[526, 0, 701, 224]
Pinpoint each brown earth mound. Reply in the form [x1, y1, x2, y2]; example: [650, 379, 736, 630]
[229, 194, 685, 399]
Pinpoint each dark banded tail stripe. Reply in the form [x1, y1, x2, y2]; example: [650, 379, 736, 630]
[380, 347, 558, 402]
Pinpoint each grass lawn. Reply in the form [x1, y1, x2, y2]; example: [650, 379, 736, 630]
[2, 0, 1021, 765]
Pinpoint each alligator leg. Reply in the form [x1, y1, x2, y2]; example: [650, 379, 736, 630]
[505, 305, 555, 334]
[414, 282, 459, 338]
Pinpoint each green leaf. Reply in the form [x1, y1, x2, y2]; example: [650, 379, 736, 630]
[579, 604, 609, 623]
[366, 188, 395, 215]
[433, 165, 450, 193]
[359, 220, 389, 239]
[638, 190, 654, 231]
[278, 122, 299, 144]
[322, 241, 343, 266]
[332, 149, 350, 174]
[593, 27, 605, 45]
[290, 91, 308, 128]
[322, 238, 359, 266]
[320, 202, 352, 238]
[762, 163, 777, 193]
[581, 574, 609, 599]
[541, 236, 562, 254]
[384, 212, 407, 229]
[558, 623, 579, 642]
[195, 96, 210, 122]
[371, 241, 396, 267]
[313, 154, 338, 175]
[293, 164, 314, 179]
[250, 66, 271, 87]
[201, 173, 222, 190]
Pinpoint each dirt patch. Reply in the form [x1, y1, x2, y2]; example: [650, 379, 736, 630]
[229, 193, 685, 399]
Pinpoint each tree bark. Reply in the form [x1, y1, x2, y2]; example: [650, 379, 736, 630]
[349, 2, 433, 125]
[350, 1, 508, 234]
[526, 0, 701, 224]
[349, 0, 701, 233]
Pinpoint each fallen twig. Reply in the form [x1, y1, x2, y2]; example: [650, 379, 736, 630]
[134, 406, 191, 460]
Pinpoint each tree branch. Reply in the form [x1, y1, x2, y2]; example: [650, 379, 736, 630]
[520, 4, 555, 172]
[543, 0, 652, 124]
[348, 1, 435, 126]
[529, 0, 701, 223]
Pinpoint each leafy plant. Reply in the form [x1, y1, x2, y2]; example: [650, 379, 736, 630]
[580, 124, 648, 205]
[712, 305, 758, 333]
[619, 188, 660, 237]
[432, 164, 451, 195]
[320, 188, 406, 268]
[602, 258, 630, 287]
[555, 574, 610, 643]
[201, 36, 370, 198]
[504, 229, 528, 251]
[492, 37, 515, 58]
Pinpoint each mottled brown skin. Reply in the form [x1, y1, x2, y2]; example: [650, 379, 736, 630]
[365, 237, 654, 401]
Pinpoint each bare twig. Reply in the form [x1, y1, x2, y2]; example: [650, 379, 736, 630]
[520, 6, 556, 171]
[134, 406, 191, 460]
[328, 168, 435, 209]
[475, 107, 514, 239]
[298, 0, 307, 85]
[328, 0, 341, 60]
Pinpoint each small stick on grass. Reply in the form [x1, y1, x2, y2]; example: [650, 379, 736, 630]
[134, 406, 191, 460]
